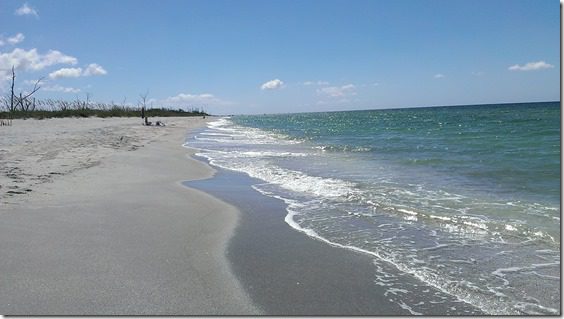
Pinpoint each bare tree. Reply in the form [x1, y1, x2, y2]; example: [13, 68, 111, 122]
[139, 90, 149, 109]
[10, 66, 16, 114]
[3, 66, 42, 124]
[85, 92, 91, 108]
[16, 76, 43, 112]
[0, 67, 16, 125]
[60, 100, 70, 111]
[139, 90, 149, 125]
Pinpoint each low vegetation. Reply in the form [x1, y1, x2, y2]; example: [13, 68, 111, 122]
[0, 66, 208, 125]
[0, 97, 207, 120]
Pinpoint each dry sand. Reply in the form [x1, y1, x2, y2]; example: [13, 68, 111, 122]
[0, 117, 261, 315]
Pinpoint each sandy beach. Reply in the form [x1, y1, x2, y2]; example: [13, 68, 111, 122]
[0, 117, 260, 315]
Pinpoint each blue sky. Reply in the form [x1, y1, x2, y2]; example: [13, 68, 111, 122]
[0, 0, 560, 114]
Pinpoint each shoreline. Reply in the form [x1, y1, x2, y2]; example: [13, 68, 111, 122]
[0, 117, 260, 315]
[185, 159, 485, 315]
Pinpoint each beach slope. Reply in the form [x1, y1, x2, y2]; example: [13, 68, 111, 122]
[0, 117, 259, 315]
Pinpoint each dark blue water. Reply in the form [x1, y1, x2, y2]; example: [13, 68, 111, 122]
[187, 102, 560, 315]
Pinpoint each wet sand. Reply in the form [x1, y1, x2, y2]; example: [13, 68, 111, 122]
[186, 167, 484, 315]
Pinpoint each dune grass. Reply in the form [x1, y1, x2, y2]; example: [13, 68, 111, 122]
[0, 97, 207, 122]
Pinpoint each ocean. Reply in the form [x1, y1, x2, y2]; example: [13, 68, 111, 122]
[186, 101, 560, 315]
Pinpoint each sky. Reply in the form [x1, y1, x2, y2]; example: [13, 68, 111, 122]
[0, 0, 560, 115]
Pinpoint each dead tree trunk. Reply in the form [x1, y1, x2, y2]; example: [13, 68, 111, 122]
[8, 66, 16, 125]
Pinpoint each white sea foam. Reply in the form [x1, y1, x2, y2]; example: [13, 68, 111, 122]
[200, 132, 236, 136]
[491, 262, 560, 290]
[430, 214, 451, 221]
[421, 244, 450, 251]
[514, 302, 560, 316]
[396, 300, 423, 315]
[201, 118, 301, 146]
[397, 208, 418, 216]
[207, 150, 308, 159]
[197, 151, 357, 199]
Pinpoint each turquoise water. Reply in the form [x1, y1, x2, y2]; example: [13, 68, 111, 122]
[187, 102, 560, 315]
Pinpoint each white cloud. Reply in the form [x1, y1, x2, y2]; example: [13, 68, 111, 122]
[303, 80, 329, 86]
[508, 61, 554, 71]
[40, 50, 78, 68]
[260, 78, 284, 90]
[43, 84, 81, 93]
[3, 33, 25, 45]
[0, 48, 77, 71]
[434, 73, 445, 79]
[47, 63, 107, 79]
[49, 67, 82, 79]
[162, 93, 231, 107]
[7, 33, 25, 45]
[0, 48, 78, 83]
[317, 84, 356, 98]
[359, 82, 379, 87]
[15, 3, 38, 17]
[83, 63, 107, 76]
